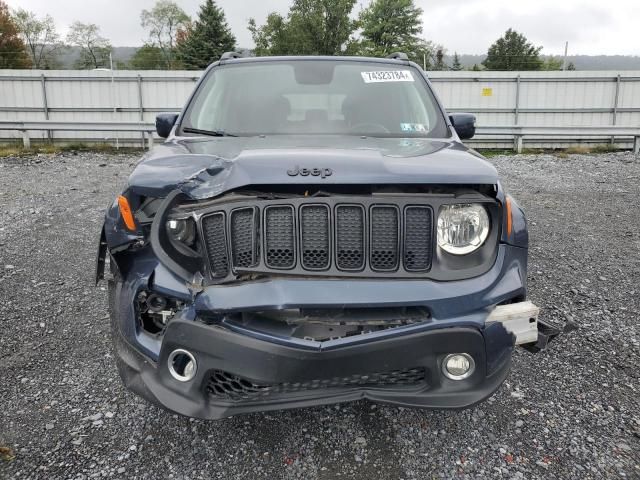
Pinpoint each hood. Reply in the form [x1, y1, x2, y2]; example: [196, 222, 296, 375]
[127, 135, 498, 200]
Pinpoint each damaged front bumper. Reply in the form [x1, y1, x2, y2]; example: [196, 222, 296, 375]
[106, 242, 545, 419]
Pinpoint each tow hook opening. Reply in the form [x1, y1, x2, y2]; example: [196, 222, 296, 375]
[168, 349, 197, 382]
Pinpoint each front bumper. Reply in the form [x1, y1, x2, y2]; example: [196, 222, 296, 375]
[108, 243, 535, 419]
[113, 314, 513, 419]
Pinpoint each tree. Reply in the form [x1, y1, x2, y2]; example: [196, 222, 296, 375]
[451, 52, 462, 71]
[0, 1, 31, 68]
[176, 0, 235, 69]
[248, 13, 293, 56]
[249, 0, 356, 56]
[12, 8, 61, 68]
[66, 22, 112, 69]
[541, 56, 563, 70]
[129, 44, 166, 69]
[351, 0, 438, 65]
[141, 0, 190, 69]
[567, 61, 576, 71]
[432, 48, 447, 70]
[482, 28, 542, 71]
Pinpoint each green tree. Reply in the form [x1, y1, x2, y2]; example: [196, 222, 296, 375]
[66, 21, 112, 69]
[541, 56, 562, 70]
[567, 61, 576, 71]
[451, 52, 462, 71]
[129, 44, 166, 69]
[482, 28, 542, 70]
[176, 0, 235, 69]
[351, 0, 439, 65]
[432, 48, 447, 70]
[141, 0, 190, 68]
[249, 0, 357, 56]
[12, 8, 61, 68]
[248, 14, 292, 56]
[0, 1, 31, 68]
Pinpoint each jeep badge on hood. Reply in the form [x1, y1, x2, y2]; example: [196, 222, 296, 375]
[287, 165, 333, 178]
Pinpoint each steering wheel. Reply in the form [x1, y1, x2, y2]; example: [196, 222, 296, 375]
[348, 123, 391, 134]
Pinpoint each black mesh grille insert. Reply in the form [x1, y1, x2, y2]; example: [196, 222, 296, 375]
[404, 207, 433, 271]
[370, 206, 399, 271]
[230, 208, 257, 268]
[300, 205, 330, 270]
[264, 206, 295, 269]
[335, 205, 365, 270]
[202, 213, 229, 278]
[207, 367, 427, 401]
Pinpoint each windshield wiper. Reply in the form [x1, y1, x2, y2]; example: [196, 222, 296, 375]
[181, 127, 238, 137]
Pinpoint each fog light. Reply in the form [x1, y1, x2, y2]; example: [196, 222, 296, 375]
[168, 349, 197, 382]
[442, 353, 475, 380]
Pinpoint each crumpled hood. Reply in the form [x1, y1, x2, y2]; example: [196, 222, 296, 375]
[127, 135, 498, 199]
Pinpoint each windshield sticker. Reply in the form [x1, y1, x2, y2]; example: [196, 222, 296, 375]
[400, 123, 427, 132]
[361, 70, 414, 83]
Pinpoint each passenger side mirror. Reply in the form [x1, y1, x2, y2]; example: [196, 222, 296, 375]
[449, 113, 476, 140]
[156, 113, 179, 138]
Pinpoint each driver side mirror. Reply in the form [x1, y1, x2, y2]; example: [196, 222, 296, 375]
[156, 113, 179, 138]
[449, 113, 476, 140]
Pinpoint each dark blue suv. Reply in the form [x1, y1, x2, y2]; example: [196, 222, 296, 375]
[96, 53, 549, 419]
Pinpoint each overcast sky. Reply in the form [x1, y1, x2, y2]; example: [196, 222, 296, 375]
[5, 0, 640, 56]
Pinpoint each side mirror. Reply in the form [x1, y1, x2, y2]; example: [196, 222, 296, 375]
[449, 113, 476, 140]
[156, 113, 179, 138]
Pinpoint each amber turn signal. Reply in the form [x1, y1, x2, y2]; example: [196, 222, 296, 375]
[505, 197, 513, 237]
[117, 195, 137, 231]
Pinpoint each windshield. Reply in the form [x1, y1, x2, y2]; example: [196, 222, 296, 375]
[180, 60, 449, 138]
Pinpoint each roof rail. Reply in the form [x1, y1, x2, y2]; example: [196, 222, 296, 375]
[220, 51, 243, 60]
[386, 52, 409, 60]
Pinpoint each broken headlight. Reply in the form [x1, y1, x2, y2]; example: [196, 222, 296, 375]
[167, 218, 196, 246]
[437, 204, 489, 255]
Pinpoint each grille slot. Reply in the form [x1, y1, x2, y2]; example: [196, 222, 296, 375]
[230, 207, 257, 268]
[335, 205, 365, 270]
[300, 205, 330, 270]
[202, 212, 229, 278]
[404, 207, 433, 271]
[264, 206, 295, 269]
[207, 367, 426, 402]
[370, 206, 400, 271]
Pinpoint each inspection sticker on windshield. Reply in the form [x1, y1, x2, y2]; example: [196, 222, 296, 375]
[361, 70, 414, 83]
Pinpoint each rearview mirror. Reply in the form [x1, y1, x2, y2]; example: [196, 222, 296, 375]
[156, 113, 179, 138]
[449, 113, 476, 140]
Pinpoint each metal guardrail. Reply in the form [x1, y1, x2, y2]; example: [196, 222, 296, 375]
[475, 125, 640, 153]
[1, 120, 639, 154]
[0, 120, 156, 149]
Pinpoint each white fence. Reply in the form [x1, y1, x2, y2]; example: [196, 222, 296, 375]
[1, 69, 639, 149]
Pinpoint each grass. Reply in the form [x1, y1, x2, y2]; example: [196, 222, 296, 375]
[0, 142, 144, 158]
[478, 144, 623, 158]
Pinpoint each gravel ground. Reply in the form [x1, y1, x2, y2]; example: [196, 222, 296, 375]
[0, 150, 639, 480]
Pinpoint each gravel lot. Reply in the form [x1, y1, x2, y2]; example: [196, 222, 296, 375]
[1, 150, 639, 479]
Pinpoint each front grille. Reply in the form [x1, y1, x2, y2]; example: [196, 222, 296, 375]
[300, 205, 330, 270]
[336, 205, 365, 270]
[230, 208, 257, 268]
[404, 207, 433, 271]
[201, 213, 229, 278]
[264, 206, 295, 269]
[370, 206, 400, 271]
[206, 367, 427, 401]
[200, 198, 435, 280]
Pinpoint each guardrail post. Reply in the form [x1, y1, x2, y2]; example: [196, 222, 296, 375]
[146, 131, 154, 150]
[634, 136, 639, 155]
[514, 134, 523, 153]
[40, 74, 51, 143]
[611, 74, 621, 145]
[137, 74, 145, 149]
[20, 130, 31, 149]
[514, 74, 521, 125]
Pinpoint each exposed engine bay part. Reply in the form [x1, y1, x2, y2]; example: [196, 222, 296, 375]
[136, 290, 184, 334]
[204, 306, 432, 342]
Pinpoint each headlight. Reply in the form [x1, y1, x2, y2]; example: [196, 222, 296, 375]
[437, 204, 489, 255]
[166, 218, 196, 245]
